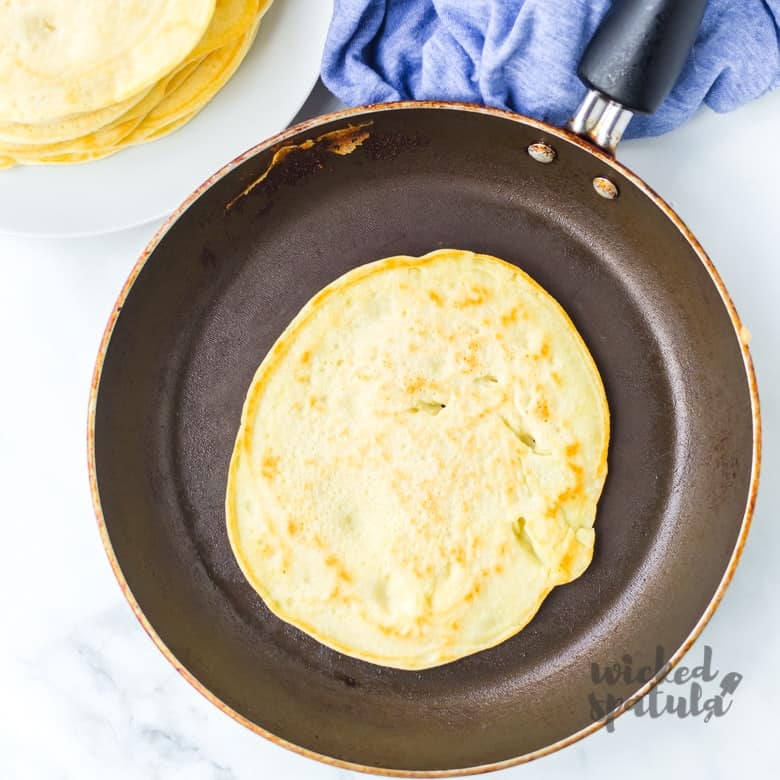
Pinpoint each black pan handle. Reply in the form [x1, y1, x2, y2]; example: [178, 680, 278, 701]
[579, 0, 708, 114]
[569, 0, 707, 152]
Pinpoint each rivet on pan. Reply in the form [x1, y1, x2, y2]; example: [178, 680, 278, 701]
[527, 142, 557, 164]
[593, 176, 619, 199]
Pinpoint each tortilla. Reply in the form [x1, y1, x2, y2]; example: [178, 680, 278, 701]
[0, 0, 216, 123]
[0, 1, 271, 166]
[227, 249, 610, 669]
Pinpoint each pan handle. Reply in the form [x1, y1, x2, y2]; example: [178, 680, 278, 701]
[568, 0, 707, 153]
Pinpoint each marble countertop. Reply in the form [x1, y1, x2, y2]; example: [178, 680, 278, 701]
[1, 82, 778, 779]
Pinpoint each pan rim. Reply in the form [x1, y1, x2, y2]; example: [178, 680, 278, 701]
[87, 99, 761, 777]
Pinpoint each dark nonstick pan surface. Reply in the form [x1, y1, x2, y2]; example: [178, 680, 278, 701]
[89, 103, 759, 775]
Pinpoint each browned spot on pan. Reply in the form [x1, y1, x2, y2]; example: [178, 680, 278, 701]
[225, 122, 373, 211]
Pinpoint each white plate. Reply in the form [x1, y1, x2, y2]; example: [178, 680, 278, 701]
[0, 0, 333, 237]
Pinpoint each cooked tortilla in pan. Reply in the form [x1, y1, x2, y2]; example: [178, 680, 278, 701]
[227, 249, 610, 669]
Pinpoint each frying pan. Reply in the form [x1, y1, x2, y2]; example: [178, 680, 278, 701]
[89, 0, 760, 774]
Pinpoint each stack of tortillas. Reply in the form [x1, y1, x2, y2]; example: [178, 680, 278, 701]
[0, 0, 272, 168]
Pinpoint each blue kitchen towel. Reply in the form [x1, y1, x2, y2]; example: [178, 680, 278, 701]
[322, 0, 780, 138]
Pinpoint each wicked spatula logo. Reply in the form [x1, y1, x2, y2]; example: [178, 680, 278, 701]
[589, 646, 742, 732]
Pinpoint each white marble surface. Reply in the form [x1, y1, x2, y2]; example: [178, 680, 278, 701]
[1, 82, 778, 778]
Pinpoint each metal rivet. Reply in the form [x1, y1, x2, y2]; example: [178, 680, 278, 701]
[593, 176, 619, 199]
[527, 142, 556, 164]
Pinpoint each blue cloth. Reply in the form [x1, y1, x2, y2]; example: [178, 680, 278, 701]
[322, 0, 780, 138]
